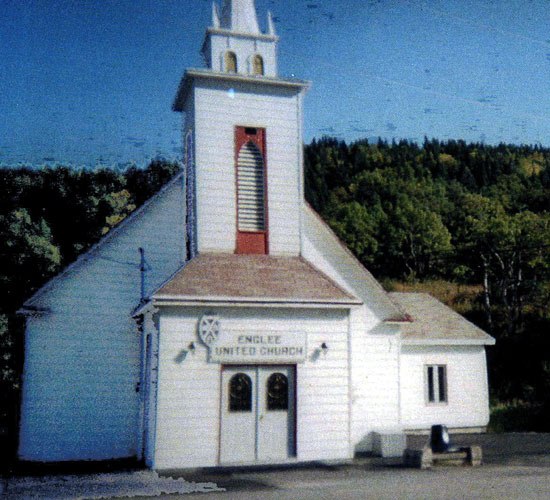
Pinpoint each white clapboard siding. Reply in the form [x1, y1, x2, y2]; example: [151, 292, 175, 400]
[18, 178, 186, 463]
[400, 345, 490, 430]
[301, 205, 404, 451]
[191, 80, 303, 255]
[302, 205, 402, 321]
[153, 307, 351, 469]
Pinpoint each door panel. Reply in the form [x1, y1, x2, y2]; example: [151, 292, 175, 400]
[220, 367, 257, 463]
[220, 365, 296, 464]
[258, 366, 296, 460]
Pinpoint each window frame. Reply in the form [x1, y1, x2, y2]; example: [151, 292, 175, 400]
[235, 126, 268, 254]
[425, 364, 448, 405]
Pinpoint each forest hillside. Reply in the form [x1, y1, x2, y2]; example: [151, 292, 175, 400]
[2, 138, 550, 449]
[0, 160, 181, 454]
[305, 137, 550, 428]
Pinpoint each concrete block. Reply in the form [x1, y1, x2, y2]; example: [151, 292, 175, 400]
[468, 445, 483, 466]
[372, 431, 407, 458]
[403, 448, 432, 469]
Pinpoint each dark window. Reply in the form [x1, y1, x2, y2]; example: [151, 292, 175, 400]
[225, 51, 237, 72]
[266, 372, 288, 410]
[252, 55, 264, 75]
[229, 373, 252, 411]
[427, 366, 435, 403]
[426, 365, 447, 404]
[438, 366, 447, 402]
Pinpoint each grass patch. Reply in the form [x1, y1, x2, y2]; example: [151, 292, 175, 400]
[382, 279, 482, 315]
[489, 402, 550, 433]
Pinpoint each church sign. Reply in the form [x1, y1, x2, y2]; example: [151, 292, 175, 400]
[205, 329, 307, 364]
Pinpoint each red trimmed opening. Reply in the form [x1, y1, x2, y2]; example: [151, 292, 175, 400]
[235, 126, 268, 254]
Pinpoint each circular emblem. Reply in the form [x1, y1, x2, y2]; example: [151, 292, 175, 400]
[198, 315, 220, 346]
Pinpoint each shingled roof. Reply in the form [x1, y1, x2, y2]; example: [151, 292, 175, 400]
[389, 292, 495, 345]
[153, 253, 362, 306]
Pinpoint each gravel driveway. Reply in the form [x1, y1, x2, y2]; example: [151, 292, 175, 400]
[3, 433, 550, 499]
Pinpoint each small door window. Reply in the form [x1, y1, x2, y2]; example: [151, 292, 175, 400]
[266, 373, 288, 410]
[229, 373, 252, 411]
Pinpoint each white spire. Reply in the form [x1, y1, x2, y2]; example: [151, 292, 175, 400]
[220, 0, 261, 34]
[212, 2, 220, 28]
[204, 0, 278, 76]
[267, 11, 276, 36]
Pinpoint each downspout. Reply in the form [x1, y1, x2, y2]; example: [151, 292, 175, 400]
[347, 310, 353, 458]
[136, 315, 146, 461]
[297, 89, 305, 255]
[397, 328, 403, 429]
[143, 308, 160, 469]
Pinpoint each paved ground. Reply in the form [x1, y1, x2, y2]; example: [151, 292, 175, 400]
[4, 433, 550, 499]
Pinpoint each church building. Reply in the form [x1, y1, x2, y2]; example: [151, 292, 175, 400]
[17, 0, 494, 469]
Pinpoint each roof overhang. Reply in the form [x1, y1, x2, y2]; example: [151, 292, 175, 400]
[206, 27, 278, 42]
[17, 305, 51, 317]
[173, 69, 311, 111]
[132, 295, 361, 317]
[384, 316, 413, 324]
[402, 336, 496, 346]
[152, 295, 362, 309]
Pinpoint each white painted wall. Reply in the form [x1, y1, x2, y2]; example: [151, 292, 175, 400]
[189, 78, 304, 256]
[301, 205, 403, 451]
[153, 306, 351, 469]
[18, 179, 186, 462]
[399, 345, 490, 430]
[350, 322, 402, 452]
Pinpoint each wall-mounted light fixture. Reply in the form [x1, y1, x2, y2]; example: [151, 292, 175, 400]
[174, 350, 188, 363]
[321, 342, 328, 355]
[188, 342, 196, 354]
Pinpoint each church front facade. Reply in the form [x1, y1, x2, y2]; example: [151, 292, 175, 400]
[18, 0, 494, 470]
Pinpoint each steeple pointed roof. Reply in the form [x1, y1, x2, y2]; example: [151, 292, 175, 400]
[200, 0, 282, 77]
[220, 0, 261, 34]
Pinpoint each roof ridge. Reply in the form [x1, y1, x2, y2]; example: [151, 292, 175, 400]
[21, 171, 184, 308]
[297, 255, 358, 301]
[303, 202, 409, 321]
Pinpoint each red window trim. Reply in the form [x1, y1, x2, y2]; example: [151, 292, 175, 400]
[235, 126, 269, 254]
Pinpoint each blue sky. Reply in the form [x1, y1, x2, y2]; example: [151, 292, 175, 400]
[1, 0, 549, 168]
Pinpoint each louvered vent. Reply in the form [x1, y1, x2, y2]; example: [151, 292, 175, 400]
[237, 141, 265, 232]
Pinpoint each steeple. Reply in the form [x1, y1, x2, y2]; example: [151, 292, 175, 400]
[220, 0, 260, 34]
[202, 0, 279, 77]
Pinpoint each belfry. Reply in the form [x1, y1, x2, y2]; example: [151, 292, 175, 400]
[173, 0, 310, 258]
[203, 0, 277, 76]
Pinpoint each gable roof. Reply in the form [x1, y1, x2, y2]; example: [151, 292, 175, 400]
[152, 252, 362, 307]
[302, 204, 409, 322]
[20, 172, 184, 311]
[389, 292, 495, 345]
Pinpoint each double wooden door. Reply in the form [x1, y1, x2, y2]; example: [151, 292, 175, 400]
[220, 365, 296, 463]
